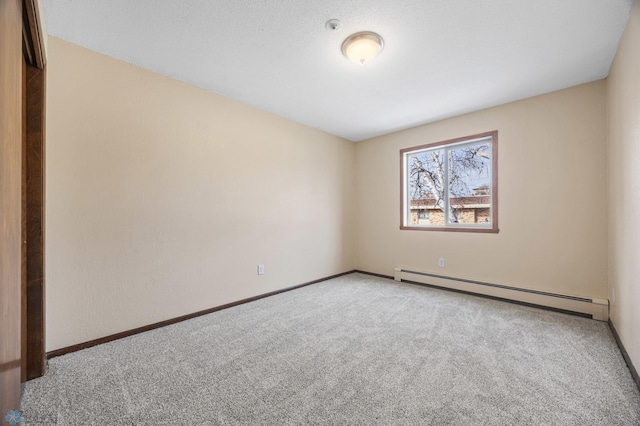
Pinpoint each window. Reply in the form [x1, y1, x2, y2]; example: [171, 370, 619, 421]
[400, 131, 498, 232]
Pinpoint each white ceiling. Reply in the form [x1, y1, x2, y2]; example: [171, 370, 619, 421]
[42, 0, 632, 142]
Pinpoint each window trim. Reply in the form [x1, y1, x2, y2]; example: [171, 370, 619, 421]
[400, 130, 499, 233]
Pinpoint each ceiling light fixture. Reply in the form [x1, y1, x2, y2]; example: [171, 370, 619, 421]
[341, 31, 384, 65]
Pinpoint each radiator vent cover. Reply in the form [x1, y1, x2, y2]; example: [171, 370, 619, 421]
[394, 268, 609, 321]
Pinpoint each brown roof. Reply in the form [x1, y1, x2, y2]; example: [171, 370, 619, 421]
[410, 195, 490, 208]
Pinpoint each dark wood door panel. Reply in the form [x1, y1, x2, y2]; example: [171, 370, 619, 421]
[24, 63, 46, 380]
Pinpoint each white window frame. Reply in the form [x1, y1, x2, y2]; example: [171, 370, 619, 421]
[400, 131, 498, 233]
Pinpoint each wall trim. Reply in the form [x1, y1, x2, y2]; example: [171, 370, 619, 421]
[608, 319, 640, 392]
[353, 269, 595, 319]
[353, 270, 395, 280]
[46, 270, 356, 359]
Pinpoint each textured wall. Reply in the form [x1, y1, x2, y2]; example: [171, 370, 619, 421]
[355, 81, 608, 300]
[607, 0, 640, 371]
[45, 38, 356, 351]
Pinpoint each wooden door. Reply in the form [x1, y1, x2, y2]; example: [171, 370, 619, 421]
[1, 0, 25, 415]
[2, 0, 46, 415]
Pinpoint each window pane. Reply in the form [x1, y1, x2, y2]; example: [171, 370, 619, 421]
[447, 142, 491, 225]
[407, 149, 446, 226]
[400, 130, 497, 233]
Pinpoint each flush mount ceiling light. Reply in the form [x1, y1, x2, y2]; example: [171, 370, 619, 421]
[341, 31, 384, 65]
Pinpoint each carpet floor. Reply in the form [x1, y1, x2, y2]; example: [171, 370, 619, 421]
[20, 273, 640, 425]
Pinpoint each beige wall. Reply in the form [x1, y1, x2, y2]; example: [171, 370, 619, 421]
[607, 0, 640, 371]
[47, 30, 625, 355]
[355, 81, 608, 300]
[46, 38, 355, 351]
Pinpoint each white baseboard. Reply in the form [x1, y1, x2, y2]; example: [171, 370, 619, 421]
[394, 267, 609, 321]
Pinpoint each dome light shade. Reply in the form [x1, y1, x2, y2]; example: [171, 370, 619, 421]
[341, 31, 384, 65]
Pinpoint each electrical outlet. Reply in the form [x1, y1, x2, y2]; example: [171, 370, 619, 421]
[438, 258, 445, 268]
[257, 264, 265, 275]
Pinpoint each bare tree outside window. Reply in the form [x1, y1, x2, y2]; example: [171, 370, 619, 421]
[400, 131, 498, 232]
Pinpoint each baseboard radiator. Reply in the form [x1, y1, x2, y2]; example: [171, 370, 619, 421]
[394, 268, 609, 321]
